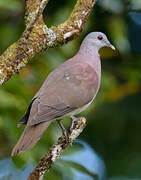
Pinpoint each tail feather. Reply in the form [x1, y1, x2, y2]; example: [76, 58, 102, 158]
[11, 121, 50, 156]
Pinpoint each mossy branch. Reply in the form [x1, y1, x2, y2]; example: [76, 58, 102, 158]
[27, 117, 86, 180]
[0, 0, 96, 85]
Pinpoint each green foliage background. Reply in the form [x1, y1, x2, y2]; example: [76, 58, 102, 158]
[0, 0, 141, 179]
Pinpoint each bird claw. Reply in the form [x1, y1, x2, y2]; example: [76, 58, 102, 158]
[70, 115, 78, 129]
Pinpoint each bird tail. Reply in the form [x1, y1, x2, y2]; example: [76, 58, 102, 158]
[11, 121, 51, 156]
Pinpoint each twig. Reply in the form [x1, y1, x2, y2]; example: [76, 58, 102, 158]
[27, 117, 86, 180]
[0, 0, 96, 85]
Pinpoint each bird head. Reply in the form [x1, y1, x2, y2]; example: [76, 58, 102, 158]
[83, 32, 115, 51]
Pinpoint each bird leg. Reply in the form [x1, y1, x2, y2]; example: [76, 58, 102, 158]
[57, 119, 68, 141]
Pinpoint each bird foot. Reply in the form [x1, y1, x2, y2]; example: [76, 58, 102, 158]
[70, 115, 78, 129]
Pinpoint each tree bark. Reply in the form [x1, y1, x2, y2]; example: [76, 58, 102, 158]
[0, 0, 96, 85]
[27, 117, 86, 180]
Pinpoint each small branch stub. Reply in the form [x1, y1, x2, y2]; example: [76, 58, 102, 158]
[27, 117, 86, 180]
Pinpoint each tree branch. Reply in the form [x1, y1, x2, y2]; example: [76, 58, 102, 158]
[0, 0, 96, 85]
[24, 0, 49, 38]
[27, 117, 86, 180]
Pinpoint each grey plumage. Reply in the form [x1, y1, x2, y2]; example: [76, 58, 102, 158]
[12, 121, 50, 156]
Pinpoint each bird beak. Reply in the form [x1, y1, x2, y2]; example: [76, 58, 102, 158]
[108, 43, 116, 50]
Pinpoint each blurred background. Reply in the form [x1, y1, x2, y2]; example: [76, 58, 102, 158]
[0, 0, 141, 179]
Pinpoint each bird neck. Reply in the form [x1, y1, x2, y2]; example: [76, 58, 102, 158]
[77, 42, 101, 76]
[79, 41, 100, 58]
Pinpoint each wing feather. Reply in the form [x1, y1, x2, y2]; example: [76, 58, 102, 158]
[21, 61, 99, 126]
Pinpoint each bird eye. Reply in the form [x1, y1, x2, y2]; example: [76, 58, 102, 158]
[98, 35, 103, 40]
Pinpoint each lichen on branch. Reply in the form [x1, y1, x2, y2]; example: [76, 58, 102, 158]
[27, 117, 86, 180]
[0, 0, 96, 85]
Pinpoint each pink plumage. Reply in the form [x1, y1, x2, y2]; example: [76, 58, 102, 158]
[11, 32, 115, 156]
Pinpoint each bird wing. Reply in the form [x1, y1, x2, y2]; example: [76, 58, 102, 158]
[19, 61, 100, 126]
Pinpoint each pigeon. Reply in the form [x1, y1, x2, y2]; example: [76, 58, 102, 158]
[11, 32, 115, 156]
